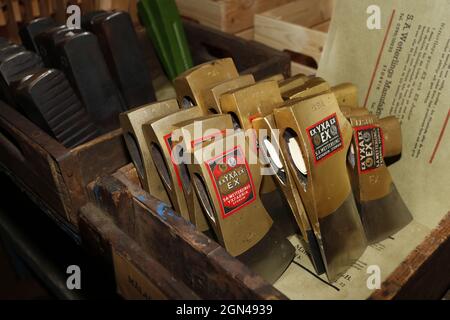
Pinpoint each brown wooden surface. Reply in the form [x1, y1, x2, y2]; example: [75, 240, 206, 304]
[183, 20, 291, 80]
[79, 203, 199, 300]
[87, 168, 287, 300]
[370, 212, 450, 300]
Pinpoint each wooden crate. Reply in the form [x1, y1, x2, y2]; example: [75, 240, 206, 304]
[175, 0, 295, 34]
[0, 0, 140, 41]
[81, 164, 450, 299]
[0, 20, 289, 232]
[254, 0, 333, 75]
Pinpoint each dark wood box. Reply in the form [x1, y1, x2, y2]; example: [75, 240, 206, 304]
[0, 21, 291, 234]
[80, 165, 450, 300]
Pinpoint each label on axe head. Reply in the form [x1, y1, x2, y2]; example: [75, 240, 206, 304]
[355, 125, 384, 173]
[206, 146, 256, 218]
[307, 113, 344, 163]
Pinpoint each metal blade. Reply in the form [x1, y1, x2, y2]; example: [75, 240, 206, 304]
[358, 184, 413, 244]
[237, 223, 295, 284]
[319, 193, 367, 281]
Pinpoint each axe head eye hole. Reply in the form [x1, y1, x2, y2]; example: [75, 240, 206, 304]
[124, 132, 145, 181]
[192, 173, 217, 224]
[283, 128, 308, 190]
[348, 142, 356, 168]
[181, 96, 195, 109]
[151, 143, 173, 192]
[262, 137, 287, 185]
[208, 107, 219, 114]
[228, 112, 242, 130]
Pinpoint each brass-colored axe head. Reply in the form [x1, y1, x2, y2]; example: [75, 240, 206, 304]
[252, 113, 325, 274]
[340, 109, 403, 159]
[278, 73, 311, 96]
[347, 115, 412, 243]
[188, 131, 294, 283]
[282, 77, 331, 100]
[119, 99, 179, 203]
[173, 58, 239, 111]
[143, 107, 204, 221]
[202, 74, 255, 114]
[172, 114, 234, 232]
[331, 83, 359, 108]
[219, 80, 283, 194]
[274, 92, 367, 281]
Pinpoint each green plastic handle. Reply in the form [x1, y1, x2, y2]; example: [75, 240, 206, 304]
[138, 0, 193, 81]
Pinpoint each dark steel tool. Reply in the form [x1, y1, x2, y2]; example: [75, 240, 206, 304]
[274, 92, 367, 281]
[81, 10, 108, 31]
[19, 17, 58, 53]
[347, 115, 412, 243]
[55, 31, 125, 132]
[91, 11, 156, 109]
[0, 51, 43, 107]
[35, 26, 83, 68]
[14, 69, 100, 148]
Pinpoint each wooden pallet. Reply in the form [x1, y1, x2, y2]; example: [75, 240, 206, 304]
[254, 0, 333, 75]
[175, 0, 296, 34]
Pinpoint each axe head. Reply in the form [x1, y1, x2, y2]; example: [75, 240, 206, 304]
[91, 11, 156, 109]
[143, 107, 204, 222]
[81, 10, 108, 31]
[55, 31, 125, 132]
[253, 114, 325, 274]
[19, 17, 58, 53]
[282, 77, 331, 100]
[202, 74, 255, 114]
[14, 68, 100, 148]
[274, 93, 367, 281]
[189, 131, 294, 283]
[173, 114, 235, 232]
[0, 44, 26, 61]
[331, 83, 359, 108]
[35, 26, 83, 68]
[348, 115, 412, 243]
[119, 100, 179, 203]
[174, 58, 239, 110]
[0, 51, 43, 107]
[278, 73, 311, 96]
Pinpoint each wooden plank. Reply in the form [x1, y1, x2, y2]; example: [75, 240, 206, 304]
[176, 0, 295, 34]
[88, 167, 287, 300]
[183, 20, 291, 80]
[370, 213, 450, 300]
[79, 203, 199, 300]
[70, 129, 130, 186]
[235, 27, 254, 40]
[254, 12, 327, 64]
